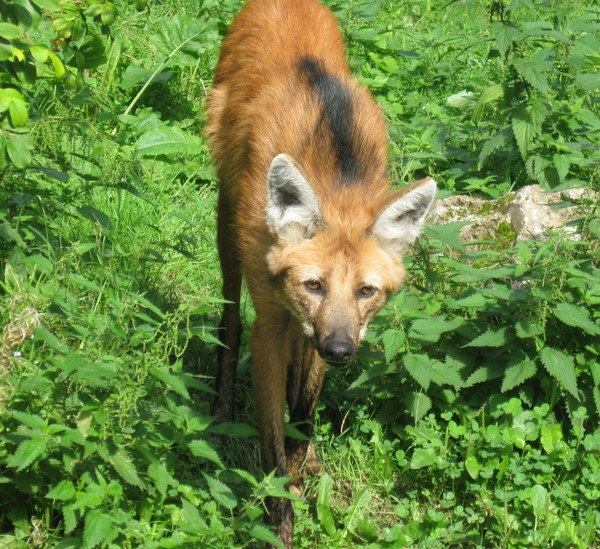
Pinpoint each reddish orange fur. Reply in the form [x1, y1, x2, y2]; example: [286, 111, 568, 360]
[206, 1, 435, 546]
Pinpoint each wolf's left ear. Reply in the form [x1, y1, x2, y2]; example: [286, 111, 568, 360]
[266, 154, 322, 242]
[371, 177, 437, 253]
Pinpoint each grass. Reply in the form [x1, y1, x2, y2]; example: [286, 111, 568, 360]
[1, 0, 599, 547]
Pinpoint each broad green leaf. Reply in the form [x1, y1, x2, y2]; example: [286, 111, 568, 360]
[204, 475, 237, 510]
[530, 484, 549, 519]
[553, 302, 600, 336]
[0, 23, 22, 40]
[137, 126, 201, 157]
[408, 317, 463, 344]
[46, 480, 76, 501]
[464, 327, 511, 348]
[47, 51, 65, 78]
[425, 222, 466, 250]
[410, 448, 436, 469]
[7, 134, 32, 167]
[576, 72, 600, 91]
[502, 356, 537, 392]
[403, 353, 432, 391]
[406, 391, 431, 422]
[30, 0, 61, 10]
[7, 437, 47, 470]
[8, 96, 28, 127]
[30, 45, 49, 63]
[108, 450, 145, 489]
[446, 89, 474, 109]
[209, 422, 258, 438]
[83, 510, 117, 549]
[540, 423, 563, 454]
[188, 439, 224, 467]
[515, 319, 543, 339]
[465, 456, 480, 479]
[150, 366, 190, 399]
[473, 83, 504, 125]
[316, 473, 336, 536]
[431, 360, 463, 388]
[540, 347, 579, 399]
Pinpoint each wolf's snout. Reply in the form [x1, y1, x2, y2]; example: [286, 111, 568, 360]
[322, 335, 356, 364]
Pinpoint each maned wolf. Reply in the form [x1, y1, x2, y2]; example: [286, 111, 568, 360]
[206, 0, 436, 545]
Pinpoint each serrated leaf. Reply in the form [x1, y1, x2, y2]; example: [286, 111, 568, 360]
[403, 353, 432, 391]
[382, 329, 404, 362]
[46, 480, 76, 501]
[464, 327, 511, 348]
[553, 154, 570, 182]
[553, 303, 600, 336]
[513, 58, 548, 94]
[431, 360, 463, 388]
[148, 462, 174, 495]
[83, 510, 117, 549]
[465, 365, 504, 387]
[502, 356, 537, 392]
[491, 22, 520, 56]
[7, 437, 47, 470]
[188, 439, 224, 467]
[34, 326, 68, 354]
[181, 499, 209, 534]
[108, 450, 144, 489]
[540, 347, 579, 399]
[248, 524, 285, 548]
[408, 317, 463, 344]
[150, 366, 190, 399]
[316, 473, 336, 536]
[136, 126, 201, 157]
[204, 475, 237, 510]
[478, 126, 511, 168]
[10, 411, 47, 430]
[511, 102, 547, 159]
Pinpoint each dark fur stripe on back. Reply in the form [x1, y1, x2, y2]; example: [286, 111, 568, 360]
[298, 56, 359, 182]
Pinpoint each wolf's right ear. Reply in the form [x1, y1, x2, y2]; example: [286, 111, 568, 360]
[266, 154, 322, 242]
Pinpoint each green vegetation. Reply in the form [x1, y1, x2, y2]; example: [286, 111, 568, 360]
[1, 0, 599, 547]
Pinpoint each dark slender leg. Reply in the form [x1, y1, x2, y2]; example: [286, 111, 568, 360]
[212, 189, 242, 423]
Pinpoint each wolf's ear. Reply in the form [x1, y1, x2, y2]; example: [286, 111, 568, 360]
[371, 177, 436, 254]
[266, 154, 322, 241]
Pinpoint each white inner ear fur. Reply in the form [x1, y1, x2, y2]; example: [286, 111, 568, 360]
[371, 177, 437, 254]
[266, 154, 322, 241]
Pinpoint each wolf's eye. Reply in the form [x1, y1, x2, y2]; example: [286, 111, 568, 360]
[304, 279, 323, 293]
[358, 285, 376, 298]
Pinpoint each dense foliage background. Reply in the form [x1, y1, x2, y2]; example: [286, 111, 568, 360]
[1, 0, 599, 547]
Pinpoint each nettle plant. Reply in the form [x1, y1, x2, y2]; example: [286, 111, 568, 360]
[352, 213, 600, 430]
[468, 0, 600, 189]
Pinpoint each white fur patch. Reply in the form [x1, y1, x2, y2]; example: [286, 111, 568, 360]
[372, 178, 436, 253]
[266, 154, 322, 241]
